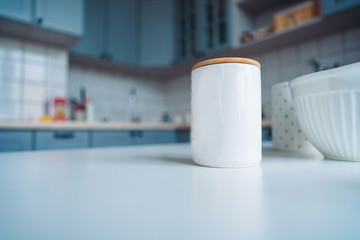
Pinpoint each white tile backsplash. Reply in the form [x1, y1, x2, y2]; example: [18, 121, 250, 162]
[344, 27, 360, 50]
[0, 81, 21, 100]
[0, 59, 22, 80]
[24, 62, 47, 83]
[0, 36, 68, 121]
[299, 40, 319, 60]
[320, 33, 343, 56]
[68, 65, 167, 122]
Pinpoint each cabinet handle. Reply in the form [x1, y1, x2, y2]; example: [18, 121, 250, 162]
[54, 131, 74, 139]
[36, 17, 43, 26]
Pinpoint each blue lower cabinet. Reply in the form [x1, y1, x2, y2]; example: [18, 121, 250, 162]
[35, 130, 89, 150]
[136, 130, 176, 145]
[92, 131, 135, 148]
[0, 130, 33, 152]
[322, 0, 360, 16]
[175, 130, 190, 143]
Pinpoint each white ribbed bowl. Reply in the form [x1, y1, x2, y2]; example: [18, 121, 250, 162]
[289, 62, 360, 161]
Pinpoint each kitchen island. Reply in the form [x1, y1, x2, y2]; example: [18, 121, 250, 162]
[0, 144, 359, 239]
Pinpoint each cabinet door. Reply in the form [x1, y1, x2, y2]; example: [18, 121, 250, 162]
[71, 0, 106, 58]
[139, 0, 175, 66]
[136, 130, 176, 145]
[322, 0, 360, 16]
[175, 130, 190, 143]
[0, 0, 32, 23]
[35, 131, 89, 150]
[92, 131, 135, 147]
[107, 0, 137, 64]
[0, 131, 33, 152]
[200, 0, 229, 54]
[35, 0, 83, 36]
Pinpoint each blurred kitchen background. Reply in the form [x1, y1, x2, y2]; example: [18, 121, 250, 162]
[0, 0, 360, 151]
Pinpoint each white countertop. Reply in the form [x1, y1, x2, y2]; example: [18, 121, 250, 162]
[0, 122, 191, 130]
[0, 144, 359, 240]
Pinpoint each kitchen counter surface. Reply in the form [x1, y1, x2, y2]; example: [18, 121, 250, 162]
[0, 144, 359, 239]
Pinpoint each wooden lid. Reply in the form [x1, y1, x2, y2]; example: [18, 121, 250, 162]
[192, 57, 261, 71]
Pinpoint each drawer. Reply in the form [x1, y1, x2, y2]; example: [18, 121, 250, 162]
[35, 131, 89, 150]
[0, 130, 33, 152]
[175, 130, 190, 143]
[92, 131, 135, 148]
[136, 130, 176, 145]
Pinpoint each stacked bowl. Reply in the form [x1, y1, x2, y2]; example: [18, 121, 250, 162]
[289, 62, 360, 161]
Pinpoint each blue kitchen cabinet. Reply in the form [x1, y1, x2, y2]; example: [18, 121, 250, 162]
[35, 0, 83, 36]
[92, 130, 135, 148]
[107, 0, 137, 64]
[0, 0, 32, 23]
[136, 130, 177, 145]
[35, 130, 89, 150]
[0, 130, 33, 152]
[175, 130, 190, 143]
[71, 0, 106, 58]
[71, 0, 137, 64]
[322, 0, 360, 16]
[139, 0, 176, 66]
[175, 0, 230, 62]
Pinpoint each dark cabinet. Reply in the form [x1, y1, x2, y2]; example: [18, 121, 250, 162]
[0, 129, 190, 152]
[92, 131, 135, 148]
[35, 131, 89, 150]
[71, 0, 137, 64]
[322, 0, 360, 16]
[34, 0, 83, 36]
[0, 0, 83, 46]
[71, 0, 106, 59]
[136, 130, 177, 145]
[139, 0, 176, 66]
[176, 0, 230, 61]
[0, 130, 33, 152]
[92, 130, 181, 148]
[0, 0, 32, 23]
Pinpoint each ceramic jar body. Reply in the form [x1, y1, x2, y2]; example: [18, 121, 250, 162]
[191, 63, 262, 167]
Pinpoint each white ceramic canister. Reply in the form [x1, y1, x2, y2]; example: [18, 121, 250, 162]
[191, 57, 262, 168]
[271, 81, 320, 156]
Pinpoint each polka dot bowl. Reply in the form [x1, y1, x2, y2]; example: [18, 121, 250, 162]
[271, 81, 320, 155]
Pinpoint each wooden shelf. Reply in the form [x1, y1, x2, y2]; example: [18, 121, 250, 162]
[70, 6, 360, 80]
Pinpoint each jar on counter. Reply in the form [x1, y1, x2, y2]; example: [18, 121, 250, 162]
[191, 57, 262, 168]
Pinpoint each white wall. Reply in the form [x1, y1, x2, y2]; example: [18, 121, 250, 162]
[0, 37, 68, 121]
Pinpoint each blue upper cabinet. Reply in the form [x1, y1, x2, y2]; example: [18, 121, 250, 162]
[322, 0, 360, 16]
[175, 0, 230, 62]
[71, 0, 137, 64]
[139, 0, 175, 66]
[71, 0, 106, 58]
[108, 0, 137, 65]
[35, 0, 83, 36]
[0, 0, 32, 23]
